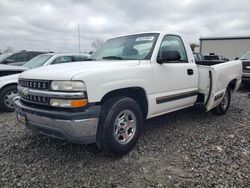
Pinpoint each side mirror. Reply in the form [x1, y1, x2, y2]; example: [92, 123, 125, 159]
[235, 57, 239, 60]
[157, 50, 181, 64]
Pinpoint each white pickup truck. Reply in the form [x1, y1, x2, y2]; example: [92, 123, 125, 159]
[14, 31, 242, 155]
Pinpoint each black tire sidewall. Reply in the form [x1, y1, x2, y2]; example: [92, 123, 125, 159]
[98, 97, 143, 155]
[212, 88, 231, 115]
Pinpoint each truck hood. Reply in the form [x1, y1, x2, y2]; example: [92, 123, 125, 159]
[19, 60, 140, 80]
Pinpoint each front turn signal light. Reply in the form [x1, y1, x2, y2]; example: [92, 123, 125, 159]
[71, 99, 88, 108]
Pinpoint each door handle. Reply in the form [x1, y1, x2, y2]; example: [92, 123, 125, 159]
[187, 69, 194, 75]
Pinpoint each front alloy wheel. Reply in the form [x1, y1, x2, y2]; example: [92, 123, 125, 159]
[114, 110, 137, 145]
[0, 85, 18, 112]
[97, 97, 143, 156]
[4, 90, 18, 109]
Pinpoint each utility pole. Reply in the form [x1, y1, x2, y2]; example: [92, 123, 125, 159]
[78, 24, 81, 54]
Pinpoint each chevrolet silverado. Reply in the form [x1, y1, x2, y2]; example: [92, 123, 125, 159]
[14, 31, 242, 155]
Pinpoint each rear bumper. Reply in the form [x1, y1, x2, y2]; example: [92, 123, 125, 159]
[242, 72, 250, 82]
[14, 97, 100, 144]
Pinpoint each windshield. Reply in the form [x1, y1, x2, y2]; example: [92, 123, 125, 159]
[0, 53, 11, 62]
[240, 52, 250, 60]
[23, 54, 53, 68]
[90, 33, 159, 61]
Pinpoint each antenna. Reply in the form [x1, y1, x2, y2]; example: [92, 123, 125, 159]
[78, 24, 81, 54]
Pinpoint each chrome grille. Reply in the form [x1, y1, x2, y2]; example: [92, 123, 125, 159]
[19, 79, 50, 90]
[19, 79, 50, 105]
[21, 94, 49, 105]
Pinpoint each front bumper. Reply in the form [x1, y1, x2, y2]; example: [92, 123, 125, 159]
[14, 97, 100, 144]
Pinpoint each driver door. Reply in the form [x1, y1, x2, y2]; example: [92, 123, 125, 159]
[151, 35, 198, 116]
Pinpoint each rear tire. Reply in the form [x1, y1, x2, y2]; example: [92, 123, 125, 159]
[96, 97, 143, 156]
[211, 88, 231, 115]
[0, 85, 18, 112]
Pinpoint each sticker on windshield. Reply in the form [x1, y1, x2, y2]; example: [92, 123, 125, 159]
[136, 36, 154, 41]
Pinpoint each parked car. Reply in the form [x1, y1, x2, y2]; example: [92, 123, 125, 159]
[193, 52, 204, 61]
[0, 64, 28, 77]
[239, 51, 250, 83]
[0, 53, 89, 112]
[14, 31, 242, 155]
[0, 50, 52, 66]
[204, 53, 228, 61]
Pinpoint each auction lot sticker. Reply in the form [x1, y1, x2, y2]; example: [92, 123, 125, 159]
[136, 36, 154, 41]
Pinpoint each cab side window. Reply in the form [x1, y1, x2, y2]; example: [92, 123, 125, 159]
[51, 56, 73, 64]
[158, 35, 188, 63]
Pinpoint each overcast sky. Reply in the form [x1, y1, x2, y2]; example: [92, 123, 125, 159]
[0, 0, 250, 53]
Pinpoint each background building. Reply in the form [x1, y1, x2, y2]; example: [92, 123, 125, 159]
[200, 36, 250, 60]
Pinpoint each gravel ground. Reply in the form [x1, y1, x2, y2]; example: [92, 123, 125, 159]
[0, 86, 249, 187]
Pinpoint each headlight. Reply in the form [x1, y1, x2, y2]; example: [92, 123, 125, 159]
[50, 81, 86, 91]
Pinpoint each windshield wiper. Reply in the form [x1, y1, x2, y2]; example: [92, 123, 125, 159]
[102, 56, 123, 60]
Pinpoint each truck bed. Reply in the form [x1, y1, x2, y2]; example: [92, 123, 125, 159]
[197, 60, 242, 111]
[195, 60, 226, 66]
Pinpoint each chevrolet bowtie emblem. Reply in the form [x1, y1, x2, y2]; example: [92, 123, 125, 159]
[20, 87, 29, 96]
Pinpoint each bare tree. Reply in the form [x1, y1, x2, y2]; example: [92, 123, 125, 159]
[3, 46, 14, 53]
[190, 43, 199, 52]
[91, 39, 104, 50]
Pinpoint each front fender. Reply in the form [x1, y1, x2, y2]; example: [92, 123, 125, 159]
[72, 63, 154, 103]
[0, 74, 19, 90]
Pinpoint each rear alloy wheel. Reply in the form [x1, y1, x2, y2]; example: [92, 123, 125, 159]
[0, 85, 18, 112]
[97, 97, 143, 156]
[211, 88, 231, 115]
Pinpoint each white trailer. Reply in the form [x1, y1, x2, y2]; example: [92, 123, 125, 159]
[200, 36, 250, 60]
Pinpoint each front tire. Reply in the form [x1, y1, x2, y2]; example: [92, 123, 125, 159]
[96, 97, 143, 156]
[211, 88, 231, 115]
[0, 85, 18, 112]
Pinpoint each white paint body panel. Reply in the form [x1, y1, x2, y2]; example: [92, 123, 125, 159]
[0, 74, 20, 90]
[18, 32, 242, 119]
[198, 60, 242, 110]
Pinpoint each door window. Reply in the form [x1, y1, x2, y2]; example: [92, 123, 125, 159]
[158, 35, 188, 63]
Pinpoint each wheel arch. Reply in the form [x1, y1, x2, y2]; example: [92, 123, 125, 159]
[0, 82, 18, 91]
[227, 79, 237, 92]
[100, 87, 148, 119]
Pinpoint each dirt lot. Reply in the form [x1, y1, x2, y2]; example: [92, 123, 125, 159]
[0, 86, 249, 187]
